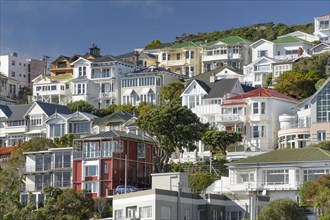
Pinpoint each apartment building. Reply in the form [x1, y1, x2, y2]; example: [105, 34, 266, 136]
[72, 130, 156, 198]
[20, 147, 73, 207]
[314, 13, 330, 43]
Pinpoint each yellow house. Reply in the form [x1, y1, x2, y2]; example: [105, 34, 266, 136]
[158, 41, 202, 77]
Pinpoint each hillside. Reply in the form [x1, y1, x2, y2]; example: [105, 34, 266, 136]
[145, 22, 315, 48]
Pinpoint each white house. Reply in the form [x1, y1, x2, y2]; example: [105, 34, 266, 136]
[45, 111, 98, 140]
[0, 73, 19, 104]
[71, 55, 140, 108]
[206, 147, 330, 219]
[313, 13, 330, 43]
[201, 36, 251, 72]
[250, 36, 313, 63]
[278, 76, 330, 149]
[113, 172, 267, 220]
[20, 147, 73, 208]
[278, 31, 319, 43]
[311, 43, 330, 55]
[121, 66, 186, 106]
[220, 88, 298, 154]
[32, 73, 73, 104]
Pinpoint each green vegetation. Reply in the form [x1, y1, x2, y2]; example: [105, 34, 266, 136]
[144, 39, 162, 49]
[274, 53, 330, 100]
[299, 174, 330, 219]
[201, 128, 242, 155]
[258, 198, 307, 220]
[136, 101, 208, 172]
[159, 80, 185, 104]
[188, 172, 218, 194]
[54, 133, 76, 148]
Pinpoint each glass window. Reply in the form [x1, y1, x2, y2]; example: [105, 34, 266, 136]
[261, 102, 266, 114]
[263, 169, 289, 185]
[161, 206, 171, 219]
[258, 50, 268, 57]
[85, 182, 97, 193]
[139, 206, 152, 218]
[85, 165, 98, 176]
[317, 131, 326, 141]
[253, 102, 259, 114]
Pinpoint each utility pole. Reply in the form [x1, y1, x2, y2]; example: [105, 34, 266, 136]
[124, 154, 127, 194]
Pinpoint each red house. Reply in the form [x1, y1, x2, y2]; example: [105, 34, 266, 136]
[72, 130, 156, 198]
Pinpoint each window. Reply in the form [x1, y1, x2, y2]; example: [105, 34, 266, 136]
[285, 49, 298, 55]
[185, 51, 189, 59]
[79, 67, 82, 76]
[261, 102, 266, 114]
[30, 115, 43, 127]
[12, 60, 15, 65]
[162, 53, 166, 60]
[50, 124, 65, 138]
[101, 141, 118, 157]
[83, 142, 99, 158]
[253, 126, 259, 138]
[257, 50, 268, 57]
[263, 169, 289, 185]
[253, 102, 259, 114]
[114, 209, 123, 219]
[83, 66, 86, 75]
[304, 169, 329, 181]
[233, 46, 239, 54]
[58, 62, 67, 68]
[11, 72, 15, 77]
[185, 209, 190, 220]
[85, 166, 98, 176]
[234, 170, 255, 183]
[220, 47, 227, 54]
[316, 82, 330, 122]
[176, 53, 180, 60]
[212, 210, 217, 220]
[139, 206, 152, 218]
[70, 122, 90, 133]
[126, 206, 137, 219]
[190, 51, 194, 58]
[167, 54, 171, 60]
[8, 120, 25, 127]
[252, 125, 265, 138]
[317, 131, 326, 141]
[85, 182, 97, 193]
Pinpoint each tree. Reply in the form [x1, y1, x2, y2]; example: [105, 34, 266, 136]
[54, 134, 76, 148]
[67, 100, 95, 114]
[114, 104, 136, 114]
[258, 198, 307, 220]
[136, 101, 208, 172]
[136, 102, 156, 116]
[300, 174, 330, 218]
[188, 173, 218, 194]
[265, 73, 273, 88]
[293, 53, 330, 76]
[309, 141, 330, 151]
[159, 80, 185, 104]
[201, 128, 242, 155]
[144, 40, 162, 49]
[274, 70, 316, 100]
[97, 104, 117, 117]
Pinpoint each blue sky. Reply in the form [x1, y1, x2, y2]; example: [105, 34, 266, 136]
[0, 0, 329, 61]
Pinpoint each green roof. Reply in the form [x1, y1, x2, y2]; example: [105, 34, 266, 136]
[203, 36, 250, 47]
[169, 41, 199, 49]
[229, 148, 330, 164]
[272, 36, 310, 45]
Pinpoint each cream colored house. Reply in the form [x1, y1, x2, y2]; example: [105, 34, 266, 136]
[158, 41, 202, 77]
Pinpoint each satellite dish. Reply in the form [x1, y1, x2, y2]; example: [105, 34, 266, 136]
[261, 190, 267, 196]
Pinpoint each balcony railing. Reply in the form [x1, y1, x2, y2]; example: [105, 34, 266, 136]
[23, 163, 72, 173]
[216, 114, 246, 123]
[73, 151, 113, 160]
[243, 181, 302, 191]
[24, 181, 72, 192]
[273, 54, 298, 60]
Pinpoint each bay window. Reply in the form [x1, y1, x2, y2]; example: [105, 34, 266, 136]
[263, 169, 289, 185]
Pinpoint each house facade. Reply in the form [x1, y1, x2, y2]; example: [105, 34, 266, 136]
[278, 77, 330, 149]
[207, 147, 330, 219]
[0, 101, 71, 161]
[0, 73, 20, 104]
[20, 147, 73, 207]
[121, 66, 186, 106]
[201, 36, 251, 72]
[72, 130, 156, 198]
[113, 172, 268, 220]
[158, 41, 202, 77]
[314, 13, 330, 43]
[220, 88, 298, 153]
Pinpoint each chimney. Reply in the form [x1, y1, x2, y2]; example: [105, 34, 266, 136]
[89, 44, 101, 57]
[156, 61, 160, 68]
[209, 72, 216, 83]
[134, 51, 140, 66]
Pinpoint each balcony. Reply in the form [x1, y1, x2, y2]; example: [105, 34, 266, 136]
[273, 54, 298, 60]
[98, 91, 116, 99]
[24, 181, 72, 192]
[162, 59, 185, 67]
[202, 54, 229, 62]
[192, 104, 221, 116]
[242, 181, 302, 191]
[23, 163, 72, 174]
[73, 151, 114, 160]
[91, 73, 115, 79]
[216, 114, 246, 124]
[319, 25, 330, 30]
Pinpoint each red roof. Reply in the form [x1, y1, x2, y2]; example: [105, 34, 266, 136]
[225, 88, 298, 102]
[320, 13, 330, 17]
[0, 146, 19, 156]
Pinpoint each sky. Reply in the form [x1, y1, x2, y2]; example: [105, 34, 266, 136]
[0, 0, 329, 62]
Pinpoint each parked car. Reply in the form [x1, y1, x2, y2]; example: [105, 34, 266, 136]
[115, 185, 137, 194]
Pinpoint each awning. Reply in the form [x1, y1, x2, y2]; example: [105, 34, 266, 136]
[140, 88, 153, 94]
[122, 89, 136, 96]
[25, 129, 46, 135]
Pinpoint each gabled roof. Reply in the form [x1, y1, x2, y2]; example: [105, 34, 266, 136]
[272, 36, 311, 45]
[228, 148, 330, 164]
[92, 55, 118, 63]
[303, 76, 330, 104]
[94, 110, 134, 126]
[225, 87, 298, 103]
[203, 78, 240, 99]
[32, 101, 72, 117]
[203, 36, 250, 47]
[0, 104, 12, 117]
[51, 55, 71, 64]
[77, 130, 155, 142]
[68, 111, 98, 121]
[192, 66, 243, 82]
[250, 38, 273, 47]
[71, 57, 93, 66]
[169, 41, 199, 49]
[311, 42, 330, 51]
[317, 13, 330, 18]
[195, 79, 211, 93]
[3, 104, 32, 121]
